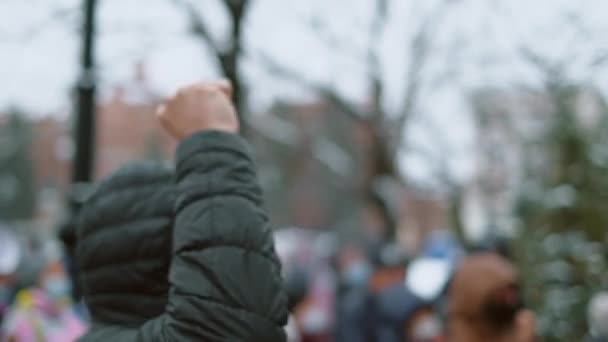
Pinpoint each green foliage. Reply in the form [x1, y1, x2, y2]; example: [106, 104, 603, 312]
[0, 110, 36, 220]
[515, 82, 608, 341]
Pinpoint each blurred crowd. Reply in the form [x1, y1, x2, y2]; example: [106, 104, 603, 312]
[3, 221, 607, 341]
[0, 227, 86, 341]
[276, 225, 608, 342]
[0, 81, 606, 341]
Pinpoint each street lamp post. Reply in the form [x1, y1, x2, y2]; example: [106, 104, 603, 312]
[72, 0, 97, 184]
[62, 0, 98, 302]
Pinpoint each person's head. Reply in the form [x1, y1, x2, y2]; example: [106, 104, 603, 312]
[39, 259, 71, 304]
[337, 244, 372, 290]
[403, 306, 443, 342]
[447, 253, 536, 342]
[77, 161, 175, 326]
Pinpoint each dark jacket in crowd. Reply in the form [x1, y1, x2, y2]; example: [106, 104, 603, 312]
[587, 337, 608, 342]
[77, 131, 288, 341]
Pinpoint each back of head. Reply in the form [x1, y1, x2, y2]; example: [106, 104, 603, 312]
[77, 162, 175, 326]
[448, 253, 535, 342]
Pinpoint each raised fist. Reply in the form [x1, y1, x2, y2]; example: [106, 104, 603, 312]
[156, 80, 239, 140]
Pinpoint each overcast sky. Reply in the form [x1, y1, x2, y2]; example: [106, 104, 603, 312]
[1, 0, 607, 184]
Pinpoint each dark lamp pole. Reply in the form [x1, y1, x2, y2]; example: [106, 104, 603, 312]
[72, 0, 97, 183]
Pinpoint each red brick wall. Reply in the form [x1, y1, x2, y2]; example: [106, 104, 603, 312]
[30, 89, 176, 190]
[94, 90, 175, 179]
[31, 117, 71, 190]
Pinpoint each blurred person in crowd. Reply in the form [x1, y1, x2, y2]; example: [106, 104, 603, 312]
[363, 195, 394, 264]
[447, 252, 536, 342]
[335, 243, 374, 342]
[0, 228, 21, 325]
[364, 195, 409, 297]
[274, 228, 312, 313]
[471, 230, 512, 260]
[283, 265, 310, 342]
[403, 306, 444, 342]
[293, 232, 337, 342]
[373, 253, 451, 342]
[587, 291, 608, 342]
[284, 272, 307, 342]
[373, 283, 426, 342]
[420, 229, 463, 266]
[0, 244, 86, 342]
[274, 228, 313, 342]
[76, 80, 287, 341]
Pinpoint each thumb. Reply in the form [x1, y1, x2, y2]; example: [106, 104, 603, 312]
[155, 104, 167, 117]
[216, 79, 233, 98]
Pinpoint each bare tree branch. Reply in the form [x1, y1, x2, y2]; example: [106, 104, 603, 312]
[303, 16, 368, 61]
[173, 0, 250, 124]
[368, 0, 388, 65]
[367, 0, 388, 124]
[283, 2, 369, 62]
[590, 51, 608, 68]
[245, 115, 299, 147]
[172, 0, 221, 58]
[246, 115, 353, 178]
[252, 0, 391, 126]
[405, 113, 458, 189]
[393, 0, 453, 148]
[252, 51, 367, 122]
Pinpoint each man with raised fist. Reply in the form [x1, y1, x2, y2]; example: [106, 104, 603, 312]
[77, 81, 288, 341]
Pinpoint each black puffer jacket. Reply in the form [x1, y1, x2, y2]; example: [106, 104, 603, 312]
[77, 131, 288, 341]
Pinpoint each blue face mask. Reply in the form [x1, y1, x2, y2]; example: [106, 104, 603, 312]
[43, 277, 71, 301]
[343, 262, 372, 288]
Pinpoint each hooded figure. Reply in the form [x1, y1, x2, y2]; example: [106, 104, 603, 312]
[448, 253, 536, 342]
[77, 131, 288, 341]
[77, 162, 174, 327]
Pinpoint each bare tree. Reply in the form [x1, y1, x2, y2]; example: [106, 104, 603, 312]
[173, 0, 458, 237]
[254, 0, 455, 237]
[172, 0, 251, 132]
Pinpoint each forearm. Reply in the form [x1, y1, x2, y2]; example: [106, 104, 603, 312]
[165, 131, 287, 341]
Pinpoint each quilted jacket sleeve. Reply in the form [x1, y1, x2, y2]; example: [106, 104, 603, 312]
[141, 131, 288, 342]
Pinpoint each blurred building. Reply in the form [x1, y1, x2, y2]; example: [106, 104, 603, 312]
[29, 62, 175, 191]
[95, 61, 175, 179]
[31, 117, 72, 191]
[95, 86, 174, 179]
[18, 62, 174, 229]
[251, 99, 448, 252]
[20, 62, 449, 247]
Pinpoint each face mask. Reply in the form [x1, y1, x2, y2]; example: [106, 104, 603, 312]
[410, 314, 443, 341]
[43, 277, 71, 301]
[343, 262, 372, 288]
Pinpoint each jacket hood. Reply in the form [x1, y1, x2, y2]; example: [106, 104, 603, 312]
[77, 162, 175, 326]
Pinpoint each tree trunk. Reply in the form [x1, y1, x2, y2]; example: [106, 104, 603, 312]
[222, 0, 250, 136]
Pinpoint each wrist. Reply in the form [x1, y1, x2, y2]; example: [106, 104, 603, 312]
[175, 130, 252, 181]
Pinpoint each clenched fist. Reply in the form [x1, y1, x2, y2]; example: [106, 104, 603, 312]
[156, 80, 239, 140]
